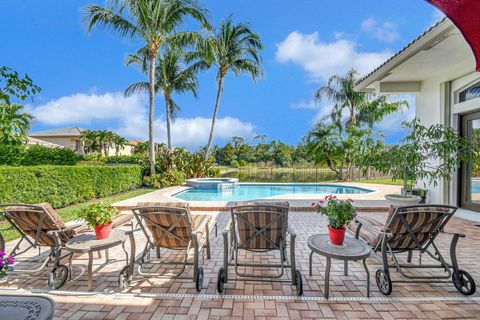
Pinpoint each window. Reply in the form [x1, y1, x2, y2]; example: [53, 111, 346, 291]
[459, 81, 480, 103]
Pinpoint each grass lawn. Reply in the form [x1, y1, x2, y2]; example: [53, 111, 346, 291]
[0, 188, 153, 243]
[355, 178, 403, 186]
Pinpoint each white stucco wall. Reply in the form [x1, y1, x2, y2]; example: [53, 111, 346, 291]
[415, 78, 446, 204]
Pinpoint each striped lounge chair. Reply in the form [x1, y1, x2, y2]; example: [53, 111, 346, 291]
[0, 203, 133, 289]
[130, 202, 217, 292]
[351, 205, 476, 295]
[216, 202, 303, 295]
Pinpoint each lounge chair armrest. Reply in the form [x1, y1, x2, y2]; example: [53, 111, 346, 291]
[441, 230, 466, 238]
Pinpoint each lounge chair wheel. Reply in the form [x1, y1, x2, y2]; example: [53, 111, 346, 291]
[195, 266, 204, 292]
[217, 267, 226, 293]
[295, 269, 303, 296]
[48, 265, 68, 289]
[453, 270, 476, 295]
[118, 266, 131, 289]
[375, 270, 392, 295]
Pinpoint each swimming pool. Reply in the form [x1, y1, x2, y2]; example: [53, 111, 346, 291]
[173, 183, 373, 202]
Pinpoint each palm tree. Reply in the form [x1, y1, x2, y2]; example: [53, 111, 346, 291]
[125, 48, 198, 149]
[84, 0, 210, 173]
[357, 96, 409, 130]
[81, 129, 101, 154]
[192, 16, 263, 158]
[315, 69, 368, 127]
[112, 134, 128, 156]
[0, 104, 34, 145]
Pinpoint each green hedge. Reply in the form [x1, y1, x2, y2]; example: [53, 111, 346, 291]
[0, 144, 81, 166]
[0, 165, 143, 207]
[105, 155, 144, 165]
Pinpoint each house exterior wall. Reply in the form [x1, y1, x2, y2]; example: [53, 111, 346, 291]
[30, 136, 79, 150]
[415, 72, 480, 206]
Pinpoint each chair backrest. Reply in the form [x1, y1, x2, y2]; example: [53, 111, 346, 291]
[231, 202, 289, 250]
[384, 205, 456, 250]
[133, 202, 194, 249]
[0, 203, 68, 246]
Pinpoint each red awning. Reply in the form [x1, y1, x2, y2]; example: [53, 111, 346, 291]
[427, 0, 480, 71]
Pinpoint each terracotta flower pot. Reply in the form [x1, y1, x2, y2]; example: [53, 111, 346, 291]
[328, 225, 346, 245]
[94, 221, 113, 240]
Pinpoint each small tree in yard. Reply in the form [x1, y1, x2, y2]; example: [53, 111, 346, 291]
[369, 118, 478, 197]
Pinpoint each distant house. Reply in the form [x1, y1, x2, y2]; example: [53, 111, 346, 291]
[29, 127, 135, 156]
[27, 137, 65, 149]
[29, 127, 85, 154]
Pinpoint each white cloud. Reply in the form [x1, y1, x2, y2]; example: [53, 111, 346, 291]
[27, 92, 145, 125]
[361, 18, 400, 43]
[28, 91, 256, 149]
[290, 100, 318, 110]
[116, 116, 255, 148]
[275, 31, 392, 81]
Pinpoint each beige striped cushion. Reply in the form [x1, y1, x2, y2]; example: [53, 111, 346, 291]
[233, 202, 288, 250]
[135, 203, 212, 249]
[5, 203, 75, 246]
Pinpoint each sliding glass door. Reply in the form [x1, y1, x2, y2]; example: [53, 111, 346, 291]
[461, 112, 480, 211]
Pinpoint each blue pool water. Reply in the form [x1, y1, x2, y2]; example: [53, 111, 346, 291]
[173, 183, 373, 202]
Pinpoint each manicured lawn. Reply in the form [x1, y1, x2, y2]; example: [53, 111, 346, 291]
[355, 178, 403, 186]
[0, 188, 153, 243]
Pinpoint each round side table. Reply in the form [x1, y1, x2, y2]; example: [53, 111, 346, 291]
[307, 234, 371, 299]
[65, 229, 129, 291]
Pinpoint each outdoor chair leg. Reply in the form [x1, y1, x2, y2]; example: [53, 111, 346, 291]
[223, 230, 229, 282]
[344, 260, 348, 276]
[193, 237, 199, 282]
[156, 247, 161, 259]
[205, 223, 211, 259]
[450, 233, 463, 275]
[407, 251, 413, 263]
[309, 251, 313, 277]
[290, 233, 297, 285]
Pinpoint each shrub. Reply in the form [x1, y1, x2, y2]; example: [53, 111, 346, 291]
[151, 146, 217, 179]
[78, 202, 119, 227]
[0, 144, 80, 166]
[0, 165, 143, 207]
[143, 169, 185, 189]
[230, 160, 240, 168]
[105, 155, 144, 165]
[83, 152, 103, 161]
[21, 145, 80, 165]
[0, 144, 25, 166]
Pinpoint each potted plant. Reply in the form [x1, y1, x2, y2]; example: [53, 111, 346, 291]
[370, 118, 477, 206]
[78, 202, 119, 240]
[314, 195, 356, 245]
[0, 250, 15, 280]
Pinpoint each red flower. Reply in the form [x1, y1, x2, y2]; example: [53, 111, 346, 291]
[348, 198, 354, 203]
[319, 200, 325, 204]
[311, 202, 316, 207]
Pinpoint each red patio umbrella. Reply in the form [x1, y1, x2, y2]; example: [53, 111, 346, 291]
[426, 0, 480, 71]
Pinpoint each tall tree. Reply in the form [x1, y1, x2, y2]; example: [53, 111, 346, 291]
[125, 48, 199, 149]
[315, 69, 368, 127]
[192, 16, 263, 158]
[112, 134, 128, 156]
[84, 0, 210, 173]
[357, 96, 409, 129]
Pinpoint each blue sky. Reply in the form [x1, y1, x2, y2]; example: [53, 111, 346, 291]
[0, 0, 443, 149]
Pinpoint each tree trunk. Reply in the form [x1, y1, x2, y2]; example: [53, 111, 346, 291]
[165, 95, 172, 150]
[205, 74, 225, 158]
[148, 54, 157, 174]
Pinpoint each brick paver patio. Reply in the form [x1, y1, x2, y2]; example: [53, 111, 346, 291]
[1, 210, 480, 319]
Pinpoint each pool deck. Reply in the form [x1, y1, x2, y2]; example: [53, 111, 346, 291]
[114, 182, 401, 212]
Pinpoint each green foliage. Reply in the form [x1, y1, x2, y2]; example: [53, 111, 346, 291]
[153, 146, 217, 179]
[0, 66, 40, 145]
[81, 129, 127, 156]
[105, 155, 144, 165]
[0, 144, 25, 165]
[143, 169, 185, 189]
[0, 145, 80, 166]
[78, 201, 119, 227]
[314, 196, 356, 229]
[20, 145, 80, 165]
[0, 166, 143, 207]
[369, 118, 478, 195]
